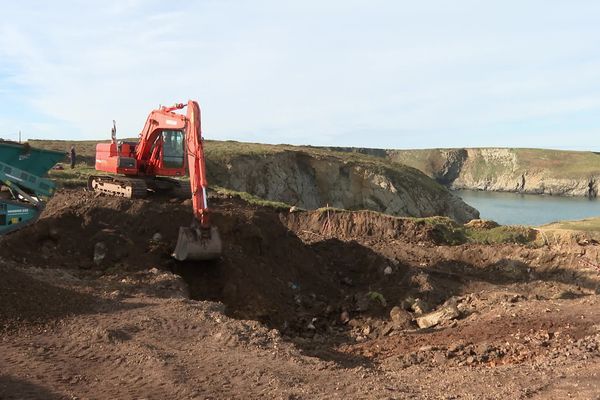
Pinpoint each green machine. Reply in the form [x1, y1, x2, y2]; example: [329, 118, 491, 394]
[0, 141, 64, 234]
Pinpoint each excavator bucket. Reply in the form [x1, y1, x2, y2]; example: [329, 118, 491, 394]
[173, 226, 222, 261]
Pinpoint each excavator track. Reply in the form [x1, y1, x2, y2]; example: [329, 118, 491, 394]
[87, 175, 148, 198]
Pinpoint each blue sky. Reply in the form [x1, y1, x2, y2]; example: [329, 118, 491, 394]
[1, 1, 600, 150]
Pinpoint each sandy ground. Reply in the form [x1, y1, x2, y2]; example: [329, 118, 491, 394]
[2, 190, 600, 399]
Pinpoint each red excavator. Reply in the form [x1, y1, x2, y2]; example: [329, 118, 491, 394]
[89, 100, 222, 261]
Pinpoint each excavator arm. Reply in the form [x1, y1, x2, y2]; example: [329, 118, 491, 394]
[184, 100, 210, 228]
[172, 100, 222, 261]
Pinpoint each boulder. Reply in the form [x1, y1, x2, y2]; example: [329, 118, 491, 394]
[416, 304, 460, 329]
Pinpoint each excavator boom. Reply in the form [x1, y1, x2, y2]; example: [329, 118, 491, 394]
[172, 101, 222, 261]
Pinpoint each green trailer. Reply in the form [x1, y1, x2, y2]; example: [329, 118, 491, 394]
[0, 141, 64, 234]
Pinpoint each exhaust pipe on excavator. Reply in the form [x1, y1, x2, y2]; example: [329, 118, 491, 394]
[172, 225, 222, 261]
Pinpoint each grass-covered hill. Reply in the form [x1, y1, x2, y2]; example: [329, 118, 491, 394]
[29, 139, 479, 223]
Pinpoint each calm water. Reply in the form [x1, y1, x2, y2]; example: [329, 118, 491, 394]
[454, 190, 600, 226]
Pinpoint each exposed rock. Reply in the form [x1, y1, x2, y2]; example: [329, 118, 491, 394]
[383, 147, 600, 198]
[433, 149, 468, 185]
[93, 242, 107, 266]
[208, 150, 479, 223]
[416, 304, 460, 329]
[340, 311, 350, 324]
[389, 306, 414, 329]
[411, 298, 430, 315]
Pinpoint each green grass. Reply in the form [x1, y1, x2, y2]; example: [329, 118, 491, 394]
[412, 216, 538, 245]
[204, 140, 284, 159]
[48, 163, 96, 188]
[414, 216, 467, 245]
[537, 217, 600, 242]
[212, 186, 293, 210]
[514, 148, 600, 178]
[316, 206, 347, 213]
[386, 147, 600, 182]
[541, 217, 600, 233]
[465, 225, 537, 245]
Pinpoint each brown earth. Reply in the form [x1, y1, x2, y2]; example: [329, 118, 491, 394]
[2, 190, 600, 399]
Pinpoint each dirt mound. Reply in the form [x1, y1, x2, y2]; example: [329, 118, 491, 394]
[0, 263, 98, 332]
[1, 191, 193, 269]
[4, 189, 600, 398]
[3, 189, 600, 349]
[0, 192, 394, 331]
[284, 209, 463, 245]
[1, 190, 451, 338]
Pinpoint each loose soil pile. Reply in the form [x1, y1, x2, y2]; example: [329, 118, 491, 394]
[3, 189, 600, 399]
[1, 191, 463, 336]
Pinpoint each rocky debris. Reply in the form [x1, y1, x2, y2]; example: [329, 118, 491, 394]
[100, 268, 189, 299]
[416, 302, 460, 329]
[409, 298, 430, 315]
[389, 306, 414, 329]
[551, 290, 581, 300]
[93, 242, 107, 265]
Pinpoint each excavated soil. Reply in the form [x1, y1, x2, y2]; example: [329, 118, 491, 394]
[3, 189, 600, 399]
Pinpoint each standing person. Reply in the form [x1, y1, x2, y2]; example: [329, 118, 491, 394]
[70, 145, 76, 169]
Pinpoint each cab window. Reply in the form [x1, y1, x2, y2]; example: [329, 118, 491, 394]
[162, 130, 185, 168]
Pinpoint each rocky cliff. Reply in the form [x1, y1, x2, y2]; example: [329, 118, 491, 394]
[330, 147, 600, 198]
[383, 148, 600, 197]
[205, 142, 479, 223]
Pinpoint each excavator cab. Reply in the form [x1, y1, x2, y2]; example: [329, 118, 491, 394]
[161, 130, 185, 169]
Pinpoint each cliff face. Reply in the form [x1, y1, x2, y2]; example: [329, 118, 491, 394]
[206, 145, 479, 223]
[386, 148, 600, 198]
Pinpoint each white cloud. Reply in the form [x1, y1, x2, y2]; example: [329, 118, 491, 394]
[1, 1, 600, 148]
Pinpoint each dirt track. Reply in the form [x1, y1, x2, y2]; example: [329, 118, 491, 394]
[2, 190, 600, 399]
